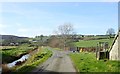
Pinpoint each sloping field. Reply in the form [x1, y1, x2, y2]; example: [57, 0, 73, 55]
[74, 38, 114, 47]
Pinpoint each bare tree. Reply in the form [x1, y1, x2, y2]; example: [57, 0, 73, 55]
[106, 28, 115, 38]
[58, 23, 73, 35]
[55, 23, 75, 50]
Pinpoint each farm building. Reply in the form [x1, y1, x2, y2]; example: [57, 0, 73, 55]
[109, 31, 120, 60]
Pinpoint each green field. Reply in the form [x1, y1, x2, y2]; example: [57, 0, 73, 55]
[1, 44, 35, 63]
[70, 52, 120, 72]
[74, 38, 114, 47]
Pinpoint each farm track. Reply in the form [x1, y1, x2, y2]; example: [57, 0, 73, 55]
[32, 48, 76, 73]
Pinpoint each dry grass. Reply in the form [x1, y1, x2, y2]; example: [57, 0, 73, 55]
[0, 46, 17, 50]
[1, 64, 10, 72]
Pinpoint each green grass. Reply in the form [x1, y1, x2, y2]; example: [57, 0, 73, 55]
[74, 38, 114, 47]
[14, 47, 52, 72]
[53, 48, 63, 51]
[70, 52, 120, 72]
[1, 45, 35, 63]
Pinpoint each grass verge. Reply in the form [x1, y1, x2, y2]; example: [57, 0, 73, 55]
[69, 52, 120, 72]
[13, 47, 52, 73]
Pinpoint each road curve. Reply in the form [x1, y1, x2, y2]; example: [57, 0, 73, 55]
[32, 48, 76, 73]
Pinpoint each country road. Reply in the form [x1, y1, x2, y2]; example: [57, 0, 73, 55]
[32, 48, 76, 73]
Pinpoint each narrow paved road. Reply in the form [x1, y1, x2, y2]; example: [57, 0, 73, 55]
[32, 48, 76, 73]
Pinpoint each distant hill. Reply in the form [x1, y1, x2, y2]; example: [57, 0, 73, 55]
[0, 35, 28, 40]
[0, 35, 29, 46]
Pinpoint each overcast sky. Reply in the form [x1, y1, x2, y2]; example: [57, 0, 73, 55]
[0, 2, 118, 37]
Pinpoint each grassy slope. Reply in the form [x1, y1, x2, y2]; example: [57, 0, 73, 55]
[70, 52, 120, 72]
[74, 38, 114, 47]
[13, 47, 52, 72]
[1, 44, 35, 63]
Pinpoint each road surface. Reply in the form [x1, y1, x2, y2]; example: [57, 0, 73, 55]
[32, 48, 76, 73]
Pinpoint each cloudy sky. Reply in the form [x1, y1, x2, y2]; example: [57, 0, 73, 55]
[0, 2, 118, 37]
